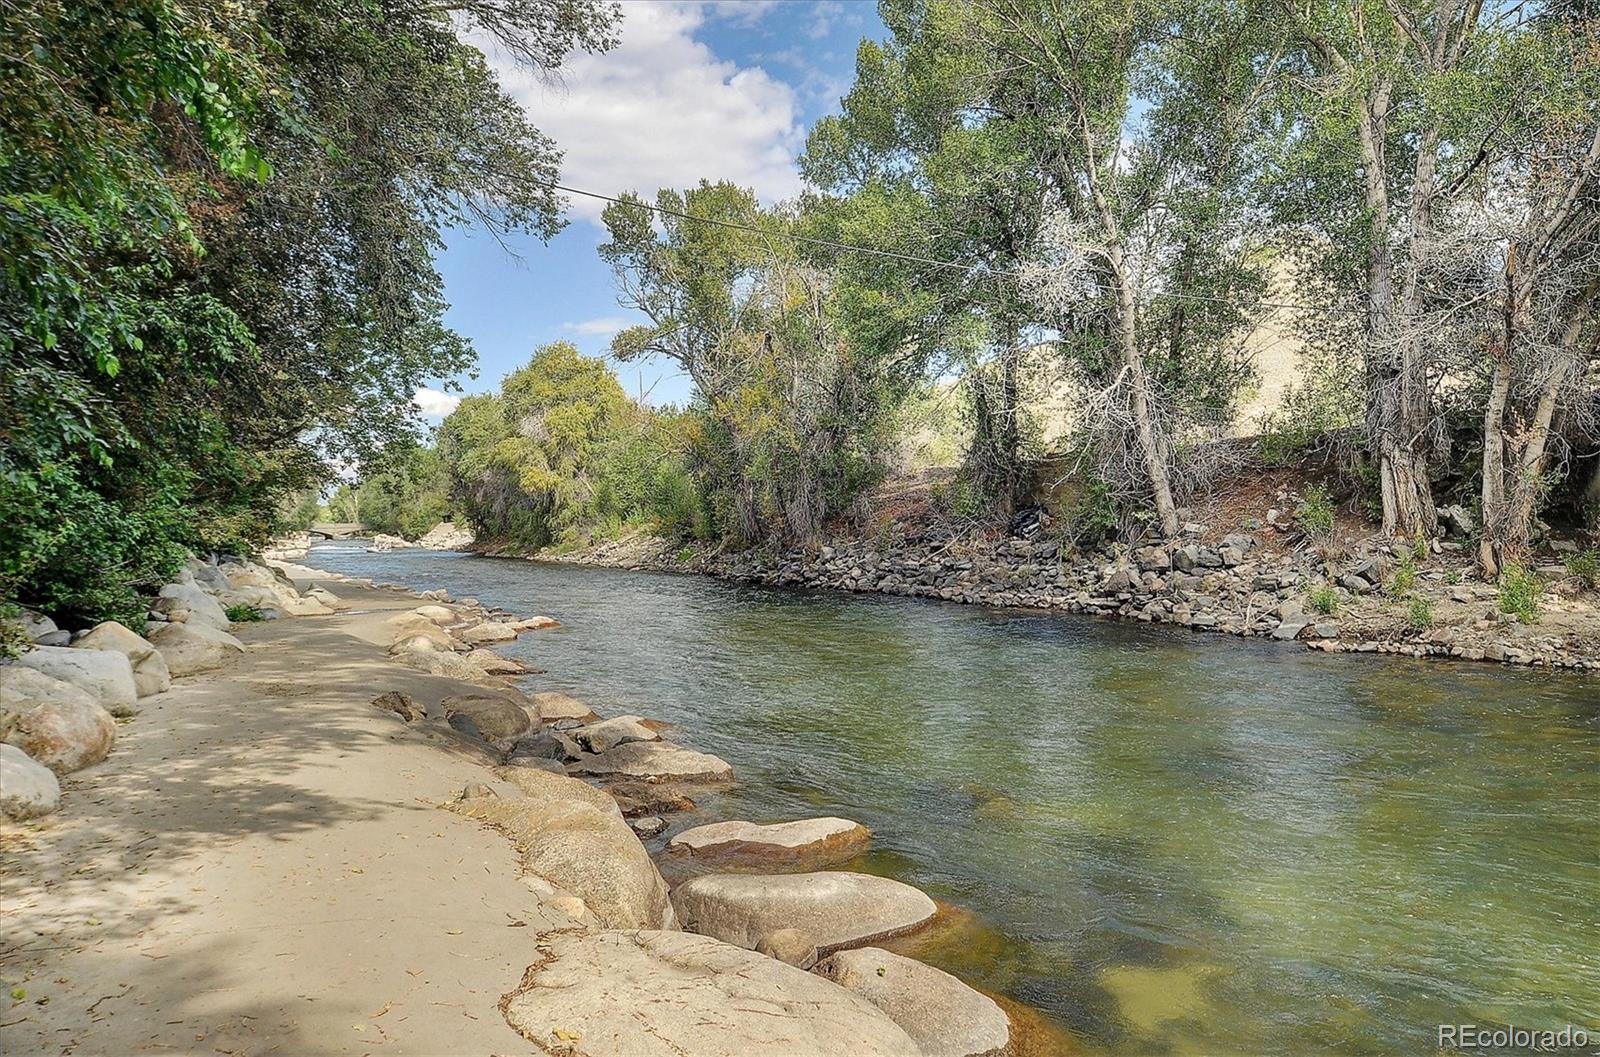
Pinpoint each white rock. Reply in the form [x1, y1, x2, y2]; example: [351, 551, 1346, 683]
[157, 582, 230, 629]
[815, 947, 1011, 1057]
[0, 744, 60, 819]
[72, 620, 171, 697]
[671, 872, 937, 954]
[3, 693, 116, 774]
[16, 646, 138, 717]
[457, 621, 518, 645]
[148, 621, 245, 676]
[571, 740, 733, 783]
[574, 715, 662, 754]
[412, 604, 458, 625]
[1, 666, 100, 737]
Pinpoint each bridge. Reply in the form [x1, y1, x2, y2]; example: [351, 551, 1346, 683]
[307, 522, 371, 540]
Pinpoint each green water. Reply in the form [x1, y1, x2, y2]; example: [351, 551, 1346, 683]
[312, 544, 1600, 1055]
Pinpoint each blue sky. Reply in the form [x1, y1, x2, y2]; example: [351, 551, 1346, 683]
[416, 1, 885, 420]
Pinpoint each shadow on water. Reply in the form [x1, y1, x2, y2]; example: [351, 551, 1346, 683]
[309, 545, 1600, 1056]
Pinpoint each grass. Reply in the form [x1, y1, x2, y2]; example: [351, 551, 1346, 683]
[1566, 549, 1598, 590]
[1308, 584, 1340, 615]
[1497, 565, 1542, 623]
[225, 603, 265, 623]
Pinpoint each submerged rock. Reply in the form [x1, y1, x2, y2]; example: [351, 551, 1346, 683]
[501, 930, 920, 1057]
[629, 815, 669, 839]
[667, 817, 870, 872]
[16, 645, 138, 717]
[573, 714, 661, 754]
[671, 871, 937, 954]
[148, 621, 245, 676]
[72, 620, 171, 697]
[606, 781, 697, 818]
[571, 740, 733, 784]
[0, 744, 60, 820]
[815, 947, 1011, 1057]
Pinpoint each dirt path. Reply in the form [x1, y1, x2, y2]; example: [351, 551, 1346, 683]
[1, 582, 562, 1056]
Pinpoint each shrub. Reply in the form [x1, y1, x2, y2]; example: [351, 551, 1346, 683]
[1062, 480, 1118, 545]
[1412, 534, 1430, 562]
[1566, 549, 1599, 590]
[1295, 484, 1336, 541]
[1308, 584, 1339, 615]
[1388, 553, 1417, 596]
[1497, 565, 1542, 623]
[225, 604, 264, 623]
[874, 517, 896, 553]
[1443, 569, 1462, 585]
[1407, 595, 1433, 631]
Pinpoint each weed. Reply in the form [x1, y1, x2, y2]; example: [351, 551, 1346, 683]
[675, 545, 695, 564]
[1411, 534, 1430, 562]
[1407, 595, 1434, 630]
[1497, 565, 1542, 623]
[224, 604, 264, 623]
[874, 517, 896, 553]
[1565, 549, 1598, 590]
[1443, 569, 1461, 585]
[1308, 584, 1340, 615]
[1295, 484, 1336, 541]
[1388, 552, 1417, 596]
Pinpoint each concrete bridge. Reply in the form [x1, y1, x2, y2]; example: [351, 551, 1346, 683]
[307, 522, 370, 540]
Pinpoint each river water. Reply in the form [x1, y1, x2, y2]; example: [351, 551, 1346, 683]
[309, 543, 1599, 1055]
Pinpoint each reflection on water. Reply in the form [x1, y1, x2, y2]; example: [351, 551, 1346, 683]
[311, 544, 1600, 1055]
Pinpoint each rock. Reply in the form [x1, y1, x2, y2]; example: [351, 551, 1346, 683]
[371, 690, 426, 722]
[387, 632, 450, 656]
[33, 630, 72, 647]
[667, 817, 871, 872]
[1311, 620, 1341, 639]
[417, 521, 474, 550]
[492, 765, 624, 818]
[1439, 504, 1475, 538]
[368, 533, 416, 552]
[457, 781, 498, 800]
[457, 621, 518, 645]
[574, 714, 662, 754]
[0, 744, 60, 819]
[607, 782, 697, 818]
[521, 875, 598, 927]
[1132, 546, 1171, 572]
[630, 815, 669, 839]
[156, 582, 231, 629]
[412, 604, 458, 625]
[530, 690, 597, 722]
[571, 740, 734, 783]
[1171, 545, 1202, 573]
[397, 649, 501, 685]
[465, 648, 526, 674]
[72, 621, 171, 697]
[13, 609, 58, 642]
[1, 666, 98, 738]
[449, 796, 675, 929]
[511, 615, 561, 631]
[1222, 533, 1254, 554]
[508, 755, 567, 774]
[510, 728, 583, 762]
[441, 693, 533, 742]
[304, 586, 347, 611]
[16, 645, 138, 717]
[755, 927, 818, 969]
[1271, 620, 1310, 641]
[671, 871, 937, 955]
[148, 621, 245, 676]
[501, 930, 920, 1057]
[815, 947, 1010, 1057]
[4, 693, 116, 774]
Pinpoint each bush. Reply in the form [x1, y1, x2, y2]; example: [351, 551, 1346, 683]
[1407, 595, 1433, 631]
[1388, 553, 1417, 596]
[225, 604, 265, 623]
[1308, 584, 1339, 615]
[1566, 549, 1599, 590]
[1497, 565, 1542, 623]
[1295, 484, 1336, 542]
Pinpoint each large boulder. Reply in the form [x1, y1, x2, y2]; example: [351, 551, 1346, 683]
[607, 782, 697, 818]
[466, 648, 527, 674]
[73, 621, 171, 697]
[418, 521, 474, 550]
[4, 694, 116, 774]
[148, 621, 245, 676]
[156, 582, 230, 629]
[304, 586, 347, 611]
[667, 817, 871, 872]
[412, 604, 458, 625]
[383, 614, 462, 652]
[441, 693, 534, 743]
[504, 930, 920, 1057]
[0, 744, 60, 820]
[450, 795, 673, 929]
[1, 666, 99, 738]
[492, 765, 623, 818]
[814, 947, 1011, 1057]
[396, 650, 501, 685]
[16, 645, 138, 717]
[530, 690, 596, 722]
[457, 621, 518, 646]
[571, 740, 733, 783]
[573, 715, 662, 754]
[671, 872, 937, 955]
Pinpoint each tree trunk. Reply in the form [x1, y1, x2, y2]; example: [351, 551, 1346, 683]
[1112, 248, 1180, 538]
[1478, 352, 1513, 577]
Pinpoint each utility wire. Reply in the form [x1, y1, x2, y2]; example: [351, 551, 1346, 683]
[549, 180, 1323, 313]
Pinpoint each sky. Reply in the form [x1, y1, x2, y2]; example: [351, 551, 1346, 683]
[413, 0, 886, 422]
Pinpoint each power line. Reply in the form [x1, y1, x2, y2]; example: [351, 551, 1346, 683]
[547, 180, 1322, 313]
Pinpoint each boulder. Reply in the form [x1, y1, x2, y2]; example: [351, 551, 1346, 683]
[449, 795, 674, 929]
[13, 609, 58, 642]
[671, 872, 937, 954]
[492, 765, 623, 817]
[756, 927, 818, 969]
[630, 815, 669, 839]
[457, 621, 518, 645]
[466, 648, 527, 674]
[574, 714, 662, 754]
[304, 586, 348, 611]
[507, 756, 566, 774]
[0, 744, 60, 820]
[501, 930, 921, 1057]
[571, 740, 733, 784]
[156, 582, 230, 629]
[815, 947, 1010, 1057]
[509, 728, 583, 762]
[1, 666, 99, 738]
[667, 817, 871, 872]
[529, 690, 597, 722]
[511, 615, 561, 631]
[441, 693, 533, 742]
[412, 604, 458, 625]
[368, 533, 416, 552]
[418, 521, 474, 550]
[607, 782, 697, 818]
[72, 621, 171, 697]
[397, 650, 501, 685]
[4, 694, 116, 774]
[16, 645, 138, 717]
[371, 690, 426, 722]
[147, 621, 245, 676]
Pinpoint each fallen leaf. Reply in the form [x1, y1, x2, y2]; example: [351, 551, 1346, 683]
[445, 929, 462, 936]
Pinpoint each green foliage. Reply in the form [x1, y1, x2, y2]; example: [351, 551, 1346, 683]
[1295, 484, 1337, 542]
[1388, 553, 1418, 597]
[1062, 481, 1120, 546]
[1443, 569, 1462, 586]
[356, 445, 454, 540]
[225, 603, 265, 623]
[0, 605, 32, 661]
[1497, 565, 1543, 624]
[1407, 594, 1434, 631]
[1308, 584, 1340, 615]
[1565, 550, 1599, 591]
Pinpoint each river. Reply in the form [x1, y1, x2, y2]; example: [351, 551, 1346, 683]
[308, 543, 1600, 1055]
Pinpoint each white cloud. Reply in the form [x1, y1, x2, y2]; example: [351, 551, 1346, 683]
[562, 316, 631, 337]
[413, 386, 462, 419]
[476, 2, 804, 224]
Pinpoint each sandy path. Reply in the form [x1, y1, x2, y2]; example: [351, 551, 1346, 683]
[1, 582, 561, 1056]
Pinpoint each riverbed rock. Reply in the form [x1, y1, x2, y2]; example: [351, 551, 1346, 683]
[4, 694, 116, 774]
[756, 927, 819, 969]
[667, 817, 871, 872]
[147, 621, 245, 676]
[0, 744, 60, 820]
[72, 621, 171, 697]
[509, 728, 583, 762]
[371, 690, 426, 722]
[441, 693, 532, 743]
[511, 615, 561, 631]
[815, 947, 1010, 1057]
[450, 795, 673, 928]
[465, 648, 526, 674]
[492, 765, 623, 818]
[156, 582, 231, 629]
[457, 621, 518, 645]
[412, 604, 458, 625]
[606, 782, 697, 817]
[630, 815, 669, 839]
[574, 714, 662, 754]
[571, 740, 733, 783]
[16, 646, 139, 717]
[501, 930, 921, 1057]
[530, 690, 598, 722]
[671, 871, 937, 954]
